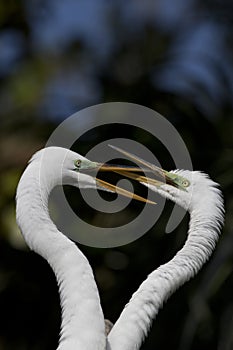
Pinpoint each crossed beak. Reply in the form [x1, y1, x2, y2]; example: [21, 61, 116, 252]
[78, 146, 188, 205]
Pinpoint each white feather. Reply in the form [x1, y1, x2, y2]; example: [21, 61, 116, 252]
[16, 147, 106, 350]
[107, 170, 224, 350]
[16, 147, 225, 350]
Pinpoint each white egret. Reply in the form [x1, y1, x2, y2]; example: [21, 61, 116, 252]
[107, 146, 225, 350]
[16, 146, 224, 350]
[16, 146, 154, 350]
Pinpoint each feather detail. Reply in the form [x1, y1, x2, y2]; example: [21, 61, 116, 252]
[108, 171, 224, 350]
[16, 148, 106, 350]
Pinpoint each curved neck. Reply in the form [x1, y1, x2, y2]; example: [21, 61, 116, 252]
[16, 162, 106, 350]
[107, 194, 224, 350]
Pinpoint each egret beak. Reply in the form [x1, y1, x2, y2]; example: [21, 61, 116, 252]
[74, 146, 189, 204]
[74, 158, 156, 205]
[108, 145, 190, 191]
[94, 178, 155, 204]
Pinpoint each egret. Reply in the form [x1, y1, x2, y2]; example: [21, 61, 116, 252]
[107, 146, 225, 350]
[16, 146, 224, 350]
[16, 146, 154, 350]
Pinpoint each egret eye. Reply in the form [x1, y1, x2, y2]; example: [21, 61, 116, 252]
[182, 180, 190, 187]
[74, 159, 82, 168]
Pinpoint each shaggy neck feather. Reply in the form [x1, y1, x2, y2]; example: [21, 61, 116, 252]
[107, 186, 224, 350]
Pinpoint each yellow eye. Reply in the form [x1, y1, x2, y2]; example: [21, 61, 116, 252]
[75, 159, 82, 168]
[182, 180, 190, 187]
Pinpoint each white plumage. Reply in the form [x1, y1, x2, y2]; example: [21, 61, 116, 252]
[16, 147, 106, 350]
[108, 170, 224, 349]
[16, 147, 224, 350]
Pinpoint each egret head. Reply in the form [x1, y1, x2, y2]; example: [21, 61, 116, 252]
[29, 147, 223, 215]
[144, 170, 215, 211]
[108, 146, 223, 214]
[29, 146, 155, 204]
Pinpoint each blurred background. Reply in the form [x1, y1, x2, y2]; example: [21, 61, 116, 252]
[0, 0, 233, 349]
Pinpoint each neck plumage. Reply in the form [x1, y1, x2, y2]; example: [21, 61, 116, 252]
[107, 187, 224, 350]
[16, 161, 106, 350]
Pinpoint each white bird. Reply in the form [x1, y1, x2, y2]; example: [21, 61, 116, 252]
[16, 146, 153, 350]
[106, 146, 225, 350]
[16, 146, 224, 350]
